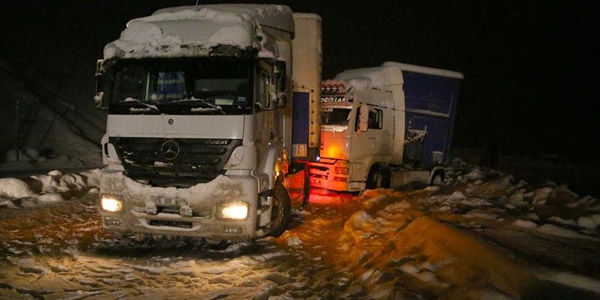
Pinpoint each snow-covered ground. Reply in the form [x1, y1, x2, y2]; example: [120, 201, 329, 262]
[1, 3, 598, 298]
[0, 159, 598, 299]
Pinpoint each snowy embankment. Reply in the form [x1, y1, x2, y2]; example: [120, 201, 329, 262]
[277, 159, 600, 299]
[0, 160, 599, 299]
[0, 169, 101, 209]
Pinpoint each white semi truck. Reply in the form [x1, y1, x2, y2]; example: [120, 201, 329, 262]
[310, 62, 463, 192]
[94, 4, 321, 243]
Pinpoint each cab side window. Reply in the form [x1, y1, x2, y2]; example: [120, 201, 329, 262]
[355, 104, 383, 132]
[368, 108, 382, 129]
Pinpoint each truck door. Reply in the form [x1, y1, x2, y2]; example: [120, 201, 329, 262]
[350, 103, 383, 160]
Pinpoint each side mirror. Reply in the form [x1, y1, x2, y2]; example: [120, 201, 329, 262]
[266, 82, 277, 110]
[275, 92, 287, 108]
[94, 91, 104, 108]
[274, 60, 287, 108]
[358, 103, 369, 133]
[266, 80, 287, 109]
[94, 59, 107, 109]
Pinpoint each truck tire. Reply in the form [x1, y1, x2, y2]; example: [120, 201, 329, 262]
[269, 181, 291, 237]
[430, 170, 445, 186]
[366, 166, 391, 189]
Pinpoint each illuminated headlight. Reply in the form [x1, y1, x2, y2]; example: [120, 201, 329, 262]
[101, 195, 123, 212]
[219, 202, 249, 220]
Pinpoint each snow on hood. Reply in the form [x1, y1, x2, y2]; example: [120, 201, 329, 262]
[121, 173, 244, 205]
[104, 4, 293, 59]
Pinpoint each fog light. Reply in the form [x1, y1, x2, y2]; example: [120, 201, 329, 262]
[224, 227, 243, 234]
[104, 216, 121, 226]
[101, 195, 122, 212]
[334, 166, 349, 175]
[220, 202, 249, 219]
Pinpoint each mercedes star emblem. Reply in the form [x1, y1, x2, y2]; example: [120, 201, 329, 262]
[160, 140, 180, 160]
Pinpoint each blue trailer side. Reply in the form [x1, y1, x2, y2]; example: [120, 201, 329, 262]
[291, 91, 312, 162]
[402, 72, 462, 165]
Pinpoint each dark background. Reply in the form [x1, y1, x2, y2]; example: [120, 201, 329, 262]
[2, 0, 599, 164]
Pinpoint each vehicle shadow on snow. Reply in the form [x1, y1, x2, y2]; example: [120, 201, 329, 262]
[90, 236, 273, 260]
[525, 280, 600, 300]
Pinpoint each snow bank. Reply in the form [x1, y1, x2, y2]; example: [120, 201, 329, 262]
[0, 169, 101, 208]
[0, 178, 33, 198]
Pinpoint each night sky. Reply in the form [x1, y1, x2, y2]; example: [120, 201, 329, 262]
[3, 0, 599, 163]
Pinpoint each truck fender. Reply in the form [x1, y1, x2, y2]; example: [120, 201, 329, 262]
[260, 147, 282, 189]
[101, 134, 108, 164]
[258, 147, 291, 236]
[101, 134, 121, 165]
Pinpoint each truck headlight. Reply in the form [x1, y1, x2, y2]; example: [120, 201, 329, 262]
[101, 195, 123, 212]
[335, 166, 349, 175]
[219, 202, 249, 219]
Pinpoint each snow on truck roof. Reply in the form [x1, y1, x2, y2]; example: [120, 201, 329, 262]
[383, 62, 464, 79]
[103, 4, 293, 59]
[335, 61, 464, 92]
[153, 5, 294, 33]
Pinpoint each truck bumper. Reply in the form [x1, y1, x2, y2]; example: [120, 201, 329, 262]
[308, 160, 365, 192]
[99, 171, 265, 242]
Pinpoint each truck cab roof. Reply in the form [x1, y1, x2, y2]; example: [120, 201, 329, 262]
[104, 4, 294, 59]
[335, 62, 463, 93]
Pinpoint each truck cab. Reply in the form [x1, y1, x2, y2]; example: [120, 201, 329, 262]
[313, 83, 395, 191]
[310, 63, 463, 192]
[94, 5, 321, 243]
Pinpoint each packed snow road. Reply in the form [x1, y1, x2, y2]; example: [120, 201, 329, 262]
[0, 163, 599, 299]
[0, 192, 347, 299]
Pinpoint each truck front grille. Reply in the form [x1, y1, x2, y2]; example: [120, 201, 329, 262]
[110, 137, 242, 187]
[149, 220, 193, 229]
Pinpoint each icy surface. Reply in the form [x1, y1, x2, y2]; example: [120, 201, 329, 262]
[0, 163, 599, 299]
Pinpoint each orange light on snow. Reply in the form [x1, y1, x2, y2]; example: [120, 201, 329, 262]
[307, 188, 354, 205]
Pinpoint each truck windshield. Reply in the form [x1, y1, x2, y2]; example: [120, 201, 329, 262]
[106, 57, 252, 115]
[321, 107, 351, 126]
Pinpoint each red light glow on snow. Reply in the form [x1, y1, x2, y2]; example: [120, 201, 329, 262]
[306, 188, 354, 205]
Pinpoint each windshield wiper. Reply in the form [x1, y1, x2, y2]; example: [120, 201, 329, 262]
[119, 98, 160, 113]
[164, 99, 223, 112]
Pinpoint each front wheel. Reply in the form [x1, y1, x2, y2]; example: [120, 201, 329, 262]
[430, 170, 445, 186]
[366, 165, 391, 189]
[269, 181, 291, 237]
